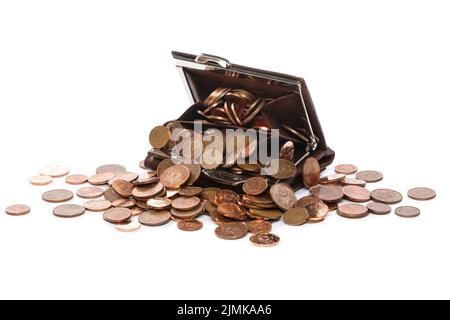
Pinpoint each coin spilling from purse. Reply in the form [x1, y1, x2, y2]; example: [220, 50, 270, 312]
[3, 52, 437, 247]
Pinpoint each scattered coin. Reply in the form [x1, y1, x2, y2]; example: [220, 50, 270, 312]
[250, 233, 280, 247]
[179, 186, 203, 197]
[356, 170, 383, 183]
[215, 222, 249, 240]
[340, 177, 366, 187]
[160, 165, 190, 188]
[29, 175, 53, 186]
[366, 202, 391, 215]
[111, 180, 134, 197]
[96, 164, 126, 175]
[242, 177, 268, 196]
[139, 210, 171, 226]
[88, 172, 114, 186]
[319, 174, 346, 184]
[407, 187, 436, 201]
[84, 200, 112, 212]
[305, 200, 329, 222]
[109, 172, 138, 185]
[310, 185, 344, 203]
[217, 203, 247, 221]
[42, 189, 74, 203]
[395, 206, 420, 218]
[76, 187, 104, 199]
[171, 196, 201, 211]
[149, 125, 171, 149]
[103, 208, 132, 224]
[371, 189, 403, 204]
[103, 187, 123, 202]
[39, 165, 70, 178]
[65, 174, 88, 185]
[177, 219, 203, 232]
[342, 185, 371, 202]
[111, 198, 136, 208]
[247, 220, 272, 234]
[283, 207, 309, 226]
[270, 183, 296, 211]
[266, 158, 297, 180]
[115, 220, 141, 232]
[335, 164, 358, 175]
[337, 204, 369, 219]
[302, 157, 321, 188]
[5, 204, 31, 216]
[249, 208, 282, 220]
[147, 197, 172, 209]
[53, 204, 85, 218]
[171, 201, 205, 219]
[132, 183, 164, 199]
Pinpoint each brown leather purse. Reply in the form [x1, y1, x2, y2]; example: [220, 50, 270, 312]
[145, 51, 335, 191]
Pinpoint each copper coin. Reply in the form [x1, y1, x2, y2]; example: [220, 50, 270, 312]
[337, 204, 369, 219]
[242, 194, 274, 206]
[342, 185, 371, 202]
[183, 164, 202, 186]
[29, 175, 53, 186]
[249, 208, 282, 220]
[166, 187, 181, 198]
[242, 177, 268, 196]
[177, 219, 203, 232]
[407, 187, 436, 201]
[270, 183, 296, 211]
[217, 203, 247, 221]
[213, 190, 240, 206]
[52, 204, 85, 218]
[280, 141, 295, 161]
[76, 187, 104, 199]
[112, 198, 136, 208]
[96, 164, 126, 175]
[366, 202, 391, 215]
[201, 187, 220, 202]
[132, 183, 164, 199]
[171, 201, 205, 219]
[157, 159, 175, 177]
[340, 177, 366, 187]
[302, 157, 321, 188]
[131, 207, 144, 216]
[335, 164, 358, 175]
[5, 204, 30, 216]
[149, 125, 171, 149]
[356, 170, 383, 183]
[266, 159, 297, 180]
[146, 197, 172, 209]
[42, 189, 74, 203]
[179, 186, 203, 197]
[371, 189, 403, 204]
[310, 185, 344, 203]
[111, 180, 134, 197]
[247, 220, 272, 234]
[210, 209, 234, 225]
[116, 220, 141, 232]
[250, 233, 280, 247]
[204, 200, 216, 215]
[109, 172, 138, 185]
[84, 200, 112, 212]
[295, 196, 319, 208]
[283, 207, 309, 226]
[39, 165, 70, 178]
[65, 174, 88, 185]
[133, 172, 159, 186]
[215, 222, 249, 240]
[171, 196, 201, 211]
[103, 187, 123, 202]
[160, 165, 190, 188]
[139, 210, 171, 226]
[319, 174, 346, 184]
[103, 208, 132, 224]
[395, 206, 420, 218]
[88, 172, 114, 186]
[305, 200, 329, 222]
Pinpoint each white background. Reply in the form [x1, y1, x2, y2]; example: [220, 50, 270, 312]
[0, 0, 448, 300]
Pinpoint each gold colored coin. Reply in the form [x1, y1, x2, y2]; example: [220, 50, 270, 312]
[283, 207, 309, 226]
[149, 125, 171, 149]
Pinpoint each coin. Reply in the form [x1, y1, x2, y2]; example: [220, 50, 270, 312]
[179, 186, 203, 197]
[96, 164, 126, 175]
[328, 202, 339, 212]
[84, 200, 112, 212]
[266, 159, 297, 180]
[237, 163, 261, 173]
[103, 208, 132, 224]
[210, 209, 234, 224]
[171, 201, 205, 219]
[133, 172, 159, 186]
[42, 189, 74, 203]
[146, 197, 172, 209]
[302, 157, 321, 188]
[139, 210, 171, 226]
[171, 196, 201, 211]
[366, 202, 391, 215]
[157, 159, 175, 177]
[356, 170, 383, 183]
[310, 185, 344, 203]
[250, 233, 280, 247]
[149, 125, 171, 149]
[407, 187, 436, 201]
[395, 206, 420, 218]
[283, 207, 309, 226]
[217, 203, 247, 221]
[111, 198, 136, 208]
[65, 174, 88, 185]
[39, 165, 70, 178]
[280, 141, 295, 161]
[29, 175, 53, 186]
[270, 183, 296, 211]
[103, 187, 123, 202]
[304, 200, 329, 222]
[131, 207, 144, 216]
[109, 172, 138, 185]
[88, 172, 114, 186]
[247, 220, 272, 234]
[5, 204, 31, 216]
[160, 165, 190, 188]
[242, 194, 275, 206]
[53, 204, 85, 218]
[183, 164, 202, 186]
[132, 183, 164, 199]
[337, 204, 369, 219]
[76, 187, 104, 199]
[213, 190, 240, 206]
[295, 196, 319, 208]
[115, 220, 141, 232]
[342, 185, 371, 202]
[242, 177, 268, 196]
[201, 187, 220, 201]
[248, 208, 282, 220]
[319, 174, 346, 184]
[215, 222, 249, 240]
[177, 219, 203, 232]
[370, 189, 403, 204]
[335, 164, 358, 175]
[340, 177, 366, 187]
[111, 180, 134, 197]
